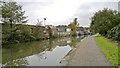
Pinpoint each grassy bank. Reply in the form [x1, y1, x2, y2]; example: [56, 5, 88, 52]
[95, 35, 118, 66]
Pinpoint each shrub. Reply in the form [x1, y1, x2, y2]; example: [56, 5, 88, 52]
[107, 24, 120, 41]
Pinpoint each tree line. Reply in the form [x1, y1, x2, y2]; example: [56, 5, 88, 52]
[1, 1, 80, 47]
[90, 8, 120, 41]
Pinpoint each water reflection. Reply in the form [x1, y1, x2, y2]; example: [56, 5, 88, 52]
[2, 36, 82, 66]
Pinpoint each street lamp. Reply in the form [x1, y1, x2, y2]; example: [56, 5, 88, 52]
[44, 18, 46, 26]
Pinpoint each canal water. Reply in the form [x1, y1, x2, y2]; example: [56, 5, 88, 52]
[2, 36, 84, 66]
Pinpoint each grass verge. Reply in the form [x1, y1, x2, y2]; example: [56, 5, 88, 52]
[95, 35, 118, 66]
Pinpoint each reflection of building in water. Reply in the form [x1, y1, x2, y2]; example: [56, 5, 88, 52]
[58, 43, 67, 46]
[56, 25, 70, 37]
[67, 40, 71, 44]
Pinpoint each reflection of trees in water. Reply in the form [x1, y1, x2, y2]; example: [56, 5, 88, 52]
[35, 38, 70, 61]
[30, 39, 55, 61]
[68, 37, 78, 48]
[36, 51, 47, 61]
[48, 39, 54, 51]
[5, 58, 28, 66]
[3, 40, 53, 64]
[3, 37, 77, 66]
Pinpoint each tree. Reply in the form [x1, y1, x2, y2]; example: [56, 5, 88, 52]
[68, 18, 79, 36]
[1, 1, 31, 46]
[1, 1, 28, 24]
[47, 26, 52, 38]
[68, 18, 79, 31]
[1, 1, 28, 35]
[107, 24, 120, 41]
[90, 8, 120, 36]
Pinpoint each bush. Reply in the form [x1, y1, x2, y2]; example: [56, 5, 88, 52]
[90, 8, 120, 36]
[70, 31, 77, 36]
[2, 24, 37, 46]
[107, 24, 120, 41]
[52, 32, 58, 38]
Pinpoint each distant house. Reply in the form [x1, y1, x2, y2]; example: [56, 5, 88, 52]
[77, 27, 85, 36]
[45, 25, 58, 38]
[77, 27, 84, 31]
[84, 27, 90, 35]
[56, 25, 68, 37]
[77, 27, 90, 36]
[66, 28, 71, 35]
[56, 25, 67, 32]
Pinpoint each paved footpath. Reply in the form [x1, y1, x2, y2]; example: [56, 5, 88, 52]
[68, 36, 111, 66]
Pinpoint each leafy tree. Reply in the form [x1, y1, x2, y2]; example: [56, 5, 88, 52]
[68, 18, 79, 31]
[1, 1, 28, 24]
[1, 1, 32, 46]
[32, 19, 44, 39]
[107, 24, 120, 41]
[90, 8, 120, 41]
[47, 26, 52, 38]
[90, 8, 120, 36]
[68, 18, 79, 36]
[15, 24, 35, 42]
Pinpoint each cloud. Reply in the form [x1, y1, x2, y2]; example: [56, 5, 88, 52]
[18, 0, 83, 25]
[118, 1, 120, 12]
[72, 2, 118, 27]
[13, 0, 119, 27]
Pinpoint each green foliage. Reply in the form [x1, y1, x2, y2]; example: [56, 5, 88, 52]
[32, 26, 45, 39]
[69, 37, 78, 48]
[47, 26, 52, 38]
[1, 1, 28, 24]
[2, 24, 36, 46]
[90, 8, 120, 36]
[1, 1, 36, 47]
[1, 1, 59, 47]
[52, 31, 58, 38]
[68, 18, 79, 31]
[15, 24, 36, 42]
[95, 35, 118, 66]
[119, 44, 120, 66]
[90, 8, 120, 41]
[68, 18, 79, 36]
[107, 24, 120, 41]
[70, 31, 77, 36]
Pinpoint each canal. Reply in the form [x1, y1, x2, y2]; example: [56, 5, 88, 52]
[2, 36, 84, 66]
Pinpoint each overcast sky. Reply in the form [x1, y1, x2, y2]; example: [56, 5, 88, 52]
[14, 0, 119, 27]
